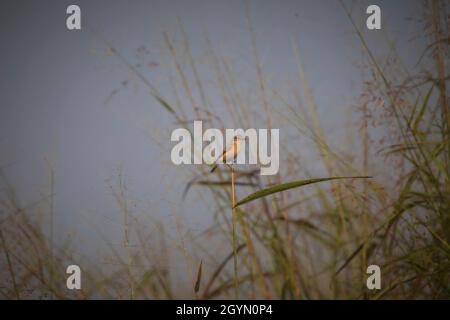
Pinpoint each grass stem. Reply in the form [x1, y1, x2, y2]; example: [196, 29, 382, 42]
[231, 165, 239, 299]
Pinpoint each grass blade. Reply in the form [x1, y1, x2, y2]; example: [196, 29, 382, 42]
[194, 260, 203, 293]
[202, 244, 246, 299]
[152, 93, 176, 114]
[234, 176, 372, 208]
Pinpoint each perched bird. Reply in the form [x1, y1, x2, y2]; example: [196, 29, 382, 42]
[210, 135, 244, 172]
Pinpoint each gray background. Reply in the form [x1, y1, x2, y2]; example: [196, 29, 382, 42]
[0, 0, 424, 269]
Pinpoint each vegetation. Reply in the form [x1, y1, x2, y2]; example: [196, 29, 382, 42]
[0, 1, 448, 299]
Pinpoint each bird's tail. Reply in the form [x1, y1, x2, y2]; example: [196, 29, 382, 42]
[210, 164, 218, 173]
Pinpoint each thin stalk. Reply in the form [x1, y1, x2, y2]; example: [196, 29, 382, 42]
[231, 165, 239, 299]
[46, 161, 55, 300]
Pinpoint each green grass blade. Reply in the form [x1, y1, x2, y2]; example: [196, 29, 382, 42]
[412, 85, 433, 132]
[194, 260, 203, 293]
[234, 176, 372, 208]
[152, 93, 176, 114]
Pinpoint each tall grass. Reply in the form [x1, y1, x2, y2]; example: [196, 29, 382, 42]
[0, 1, 448, 299]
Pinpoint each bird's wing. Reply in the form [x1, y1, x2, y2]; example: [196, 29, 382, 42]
[214, 140, 238, 164]
[213, 148, 228, 164]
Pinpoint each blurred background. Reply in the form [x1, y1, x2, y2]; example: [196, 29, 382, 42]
[0, 0, 448, 299]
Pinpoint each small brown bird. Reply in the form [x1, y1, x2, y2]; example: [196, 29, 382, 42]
[210, 136, 244, 173]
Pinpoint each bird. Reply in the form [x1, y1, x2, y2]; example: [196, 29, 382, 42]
[210, 135, 244, 173]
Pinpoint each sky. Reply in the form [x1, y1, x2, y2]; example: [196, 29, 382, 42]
[0, 0, 426, 271]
